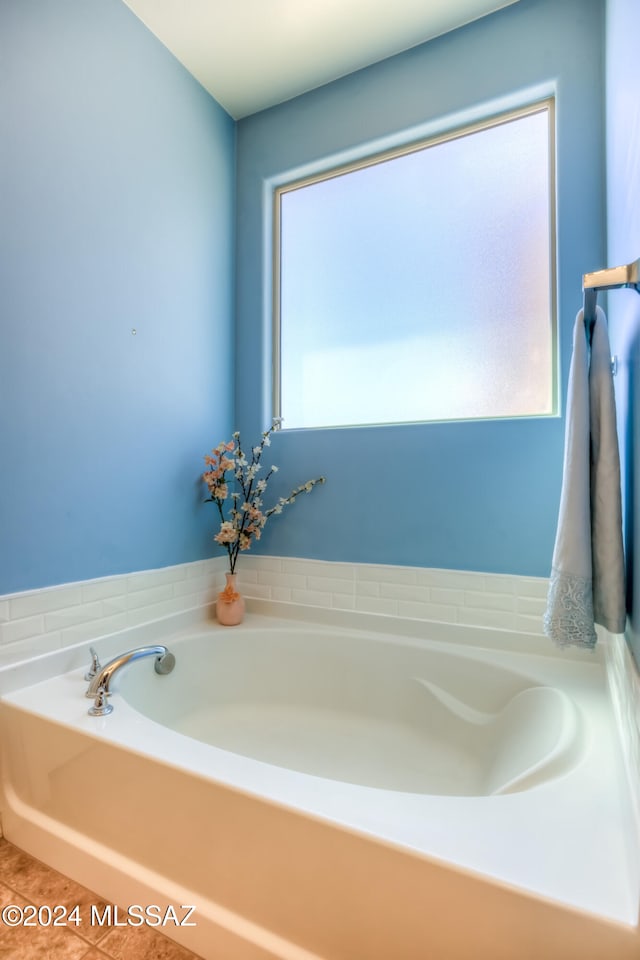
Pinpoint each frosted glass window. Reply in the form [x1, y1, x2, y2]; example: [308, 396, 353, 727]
[274, 102, 555, 430]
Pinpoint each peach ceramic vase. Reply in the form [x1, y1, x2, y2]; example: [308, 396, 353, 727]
[216, 572, 245, 626]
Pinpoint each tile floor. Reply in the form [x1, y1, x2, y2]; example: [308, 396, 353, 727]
[0, 838, 204, 959]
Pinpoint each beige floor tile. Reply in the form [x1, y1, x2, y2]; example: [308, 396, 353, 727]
[0, 842, 204, 959]
[0, 881, 21, 903]
[0, 840, 110, 945]
[98, 924, 200, 960]
[0, 881, 91, 960]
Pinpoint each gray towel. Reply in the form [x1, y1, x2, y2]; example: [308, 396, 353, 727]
[543, 306, 626, 648]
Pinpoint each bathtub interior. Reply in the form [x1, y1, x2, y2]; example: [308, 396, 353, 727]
[117, 626, 584, 797]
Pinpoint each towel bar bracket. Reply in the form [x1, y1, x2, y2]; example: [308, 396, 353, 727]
[582, 257, 640, 295]
[582, 257, 640, 346]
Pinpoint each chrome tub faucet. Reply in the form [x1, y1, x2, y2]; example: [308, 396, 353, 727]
[86, 644, 175, 716]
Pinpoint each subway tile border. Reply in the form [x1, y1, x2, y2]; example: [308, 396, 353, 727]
[0, 558, 227, 669]
[0, 555, 549, 668]
[605, 628, 640, 837]
[235, 556, 549, 635]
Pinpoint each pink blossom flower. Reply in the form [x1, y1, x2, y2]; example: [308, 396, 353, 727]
[203, 418, 325, 574]
[214, 521, 238, 544]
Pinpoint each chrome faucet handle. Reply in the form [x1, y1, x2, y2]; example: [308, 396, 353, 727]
[84, 646, 102, 681]
[155, 651, 176, 675]
[88, 684, 113, 717]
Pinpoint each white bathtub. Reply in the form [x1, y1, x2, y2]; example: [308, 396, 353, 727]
[1, 608, 639, 959]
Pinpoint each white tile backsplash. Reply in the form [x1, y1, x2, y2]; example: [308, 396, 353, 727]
[481, 575, 516, 594]
[282, 558, 355, 580]
[457, 607, 517, 630]
[240, 557, 548, 631]
[81, 578, 128, 602]
[515, 577, 550, 599]
[257, 570, 307, 589]
[355, 595, 397, 616]
[416, 568, 484, 590]
[44, 601, 103, 631]
[605, 629, 640, 834]
[0, 558, 226, 667]
[397, 599, 458, 622]
[9, 585, 83, 619]
[60, 612, 129, 646]
[125, 584, 174, 610]
[515, 613, 545, 633]
[2, 615, 46, 646]
[358, 563, 418, 585]
[307, 576, 353, 595]
[0, 555, 550, 669]
[463, 591, 517, 612]
[291, 588, 334, 607]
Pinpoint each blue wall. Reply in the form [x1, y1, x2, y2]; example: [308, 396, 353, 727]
[0, 0, 609, 594]
[235, 0, 605, 577]
[605, 0, 640, 663]
[0, 0, 235, 594]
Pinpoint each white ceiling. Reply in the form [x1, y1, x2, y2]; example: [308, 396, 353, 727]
[122, 0, 519, 119]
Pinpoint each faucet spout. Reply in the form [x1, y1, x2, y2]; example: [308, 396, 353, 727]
[85, 644, 175, 698]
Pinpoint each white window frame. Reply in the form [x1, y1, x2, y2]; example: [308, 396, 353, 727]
[272, 98, 557, 430]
